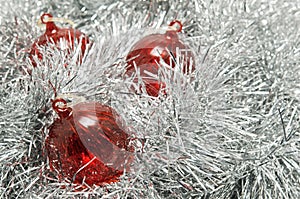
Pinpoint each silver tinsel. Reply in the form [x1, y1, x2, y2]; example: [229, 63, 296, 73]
[0, 0, 300, 198]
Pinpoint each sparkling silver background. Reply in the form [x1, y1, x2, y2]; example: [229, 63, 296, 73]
[0, 0, 300, 198]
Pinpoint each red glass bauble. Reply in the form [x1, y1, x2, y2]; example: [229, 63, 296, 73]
[45, 98, 134, 187]
[125, 20, 195, 97]
[29, 13, 89, 67]
[126, 64, 167, 97]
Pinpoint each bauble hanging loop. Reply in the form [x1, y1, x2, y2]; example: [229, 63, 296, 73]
[51, 98, 72, 119]
[168, 20, 183, 32]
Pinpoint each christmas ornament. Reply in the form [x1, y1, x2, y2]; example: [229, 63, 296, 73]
[29, 13, 90, 67]
[45, 96, 135, 187]
[125, 20, 195, 97]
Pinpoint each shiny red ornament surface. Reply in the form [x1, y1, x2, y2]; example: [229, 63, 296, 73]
[45, 98, 134, 187]
[125, 20, 195, 97]
[29, 13, 89, 67]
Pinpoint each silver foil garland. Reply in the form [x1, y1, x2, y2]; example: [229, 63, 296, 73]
[0, 0, 300, 198]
